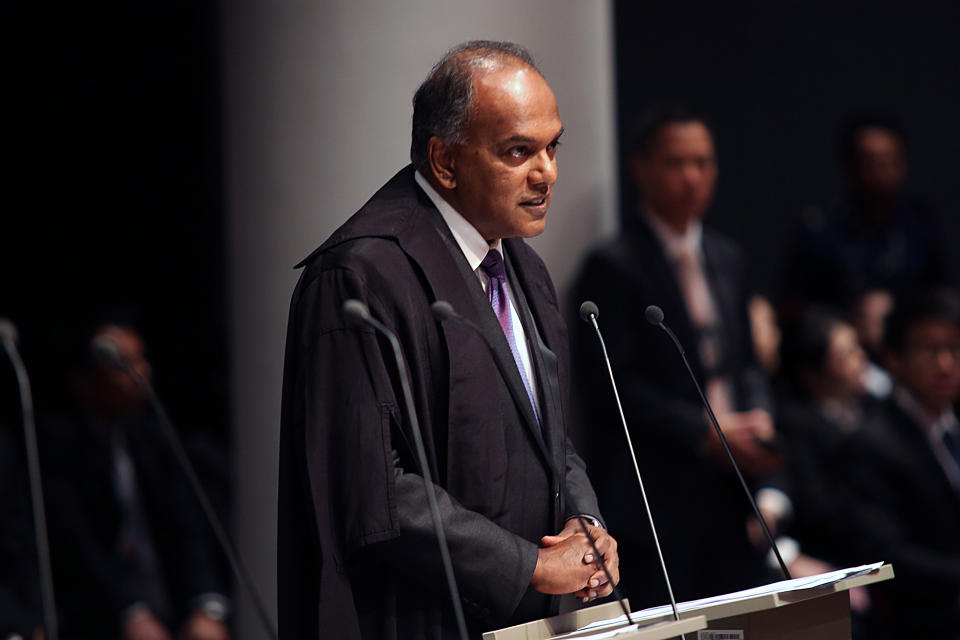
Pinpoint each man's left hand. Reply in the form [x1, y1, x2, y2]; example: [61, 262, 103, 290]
[541, 519, 620, 603]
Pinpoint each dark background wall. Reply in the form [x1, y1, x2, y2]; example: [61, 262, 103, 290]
[614, 0, 960, 296]
[5, 3, 226, 439]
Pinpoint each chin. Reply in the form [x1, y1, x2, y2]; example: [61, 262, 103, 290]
[519, 220, 548, 238]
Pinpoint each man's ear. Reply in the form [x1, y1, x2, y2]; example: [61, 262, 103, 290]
[428, 136, 457, 190]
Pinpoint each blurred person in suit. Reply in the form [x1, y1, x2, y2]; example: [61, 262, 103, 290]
[571, 105, 786, 608]
[852, 287, 960, 639]
[40, 320, 230, 640]
[776, 307, 875, 565]
[774, 307, 880, 631]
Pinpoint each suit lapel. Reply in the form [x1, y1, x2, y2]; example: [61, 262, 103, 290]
[888, 403, 960, 509]
[396, 192, 552, 472]
[701, 232, 739, 371]
[503, 242, 562, 466]
[631, 219, 703, 373]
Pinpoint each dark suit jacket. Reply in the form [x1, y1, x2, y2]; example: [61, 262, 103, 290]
[278, 166, 602, 639]
[569, 216, 773, 608]
[40, 411, 226, 639]
[775, 397, 881, 567]
[850, 398, 960, 639]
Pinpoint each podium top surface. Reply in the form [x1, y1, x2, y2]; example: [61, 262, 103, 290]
[483, 563, 894, 640]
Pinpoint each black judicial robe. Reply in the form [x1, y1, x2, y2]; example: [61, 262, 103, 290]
[278, 166, 603, 639]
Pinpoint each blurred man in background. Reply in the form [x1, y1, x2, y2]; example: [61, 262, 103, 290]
[571, 106, 785, 607]
[40, 321, 230, 640]
[853, 288, 960, 639]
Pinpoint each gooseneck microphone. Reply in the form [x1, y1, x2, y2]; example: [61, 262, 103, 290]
[91, 337, 279, 640]
[431, 300, 633, 626]
[577, 302, 682, 628]
[343, 299, 469, 640]
[1, 319, 59, 640]
[644, 304, 791, 580]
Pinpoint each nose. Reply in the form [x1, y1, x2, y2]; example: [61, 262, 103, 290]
[682, 163, 703, 186]
[936, 346, 958, 371]
[529, 148, 557, 188]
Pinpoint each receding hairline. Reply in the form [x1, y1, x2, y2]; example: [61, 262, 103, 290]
[434, 46, 542, 87]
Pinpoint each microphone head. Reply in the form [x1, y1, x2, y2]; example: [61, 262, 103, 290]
[91, 334, 125, 366]
[431, 300, 457, 321]
[343, 299, 370, 321]
[579, 301, 599, 323]
[644, 305, 664, 325]
[0, 318, 19, 345]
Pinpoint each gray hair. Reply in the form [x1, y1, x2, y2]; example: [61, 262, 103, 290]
[410, 40, 541, 173]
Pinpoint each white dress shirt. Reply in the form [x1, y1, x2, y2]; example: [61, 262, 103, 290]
[414, 170, 540, 416]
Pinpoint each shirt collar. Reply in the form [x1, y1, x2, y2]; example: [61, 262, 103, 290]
[415, 170, 500, 271]
[893, 385, 960, 440]
[642, 208, 703, 260]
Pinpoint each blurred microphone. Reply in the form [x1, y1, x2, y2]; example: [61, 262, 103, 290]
[431, 300, 633, 625]
[91, 335, 279, 640]
[644, 304, 791, 579]
[343, 299, 469, 640]
[1, 319, 59, 640]
[577, 301, 682, 627]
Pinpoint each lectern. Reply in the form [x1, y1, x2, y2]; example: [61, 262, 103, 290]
[484, 563, 893, 640]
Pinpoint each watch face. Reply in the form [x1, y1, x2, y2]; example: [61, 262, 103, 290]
[200, 599, 229, 622]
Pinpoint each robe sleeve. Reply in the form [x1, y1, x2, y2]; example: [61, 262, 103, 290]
[293, 261, 539, 626]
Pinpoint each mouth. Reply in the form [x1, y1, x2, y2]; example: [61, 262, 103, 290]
[519, 195, 549, 210]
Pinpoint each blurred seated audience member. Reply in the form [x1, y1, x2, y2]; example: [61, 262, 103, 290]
[571, 105, 783, 608]
[1, 420, 44, 640]
[780, 116, 951, 397]
[851, 289, 895, 398]
[853, 287, 960, 639]
[769, 308, 878, 622]
[40, 321, 230, 640]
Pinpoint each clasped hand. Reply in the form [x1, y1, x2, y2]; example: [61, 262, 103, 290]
[530, 519, 620, 603]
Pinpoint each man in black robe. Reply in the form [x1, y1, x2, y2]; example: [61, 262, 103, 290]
[278, 41, 619, 639]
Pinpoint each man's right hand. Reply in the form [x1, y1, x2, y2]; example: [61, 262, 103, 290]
[530, 521, 619, 602]
[707, 409, 781, 476]
[122, 610, 173, 640]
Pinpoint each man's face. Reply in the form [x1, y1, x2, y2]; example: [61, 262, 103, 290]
[851, 127, 905, 200]
[889, 319, 960, 413]
[632, 121, 717, 230]
[91, 325, 152, 418]
[445, 64, 563, 241]
[823, 323, 868, 398]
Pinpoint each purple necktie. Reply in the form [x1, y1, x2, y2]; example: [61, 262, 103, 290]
[480, 250, 541, 427]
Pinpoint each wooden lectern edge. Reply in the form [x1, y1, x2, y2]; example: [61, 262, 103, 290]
[776, 562, 895, 604]
[483, 563, 895, 639]
[482, 605, 705, 640]
[482, 600, 630, 640]
[573, 615, 707, 640]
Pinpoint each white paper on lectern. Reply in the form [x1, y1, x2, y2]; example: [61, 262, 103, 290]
[571, 562, 885, 634]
